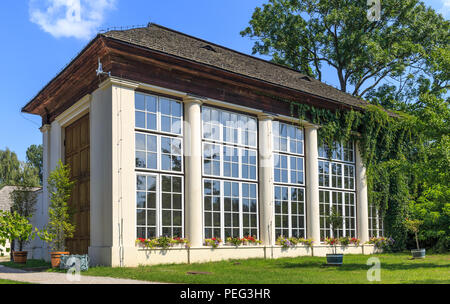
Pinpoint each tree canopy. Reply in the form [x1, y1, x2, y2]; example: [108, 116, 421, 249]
[243, 0, 449, 251]
[241, 0, 449, 97]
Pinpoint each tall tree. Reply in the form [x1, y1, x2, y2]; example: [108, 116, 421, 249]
[26, 144, 43, 185]
[241, 0, 448, 97]
[10, 163, 40, 218]
[0, 148, 20, 187]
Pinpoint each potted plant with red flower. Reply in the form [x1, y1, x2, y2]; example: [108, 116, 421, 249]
[204, 237, 222, 248]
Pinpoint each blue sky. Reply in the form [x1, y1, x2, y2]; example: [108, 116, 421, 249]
[0, 0, 448, 162]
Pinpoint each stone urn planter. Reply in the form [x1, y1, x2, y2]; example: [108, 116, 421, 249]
[12, 251, 28, 264]
[411, 248, 426, 259]
[326, 253, 344, 266]
[50, 252, 70, 268]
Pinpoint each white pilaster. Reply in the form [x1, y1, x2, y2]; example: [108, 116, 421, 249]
[304, 126, 321, 244]
[183, 97, 204, 248]
[49, 120, 63, 170]
[258, 114, 275, 246]
[39, 124, 52, 258]
[356, 142, 369, 243]
[89, 83, 114, 265]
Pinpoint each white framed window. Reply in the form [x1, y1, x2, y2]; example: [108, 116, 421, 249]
[331, 163, 343, 188]
[135, 132, 183, 173]
[317, 160, 355, 191]
[160, 174, 184, 237]
[274, 154, 288, 183]
[343, 164, 355, 190]
[203, 178, 258, 240]
[319, 190, 355, 239]
[136, 174, 157, 238]
[241, 149, 257, 180]
[273, 121, 306, 239]
[135, 92, 184, 240]
[318, 160, 330, 187]
[369, 204, 384, 237]
[318, 139, 356, 239]
[202, 106, 257, 148]
[203, 143, 257, 181]
[273, 154, 305, 186]
[136, 173, 184, 239]
[273, 121, 304, 155]
[202, 106, 258, 182]
[223, 146, 239, 178]
[319, 190, 356, 239]
[319, 140, 354, 164]
[224, 181, 240, 238]
[274, 186, 306, 238]
[201, 105, 259, 241]
[160, 136, 183, 172]
[135, 92, 183, 136]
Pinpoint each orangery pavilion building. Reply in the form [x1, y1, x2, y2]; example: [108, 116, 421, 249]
[22, 24, 383, 266]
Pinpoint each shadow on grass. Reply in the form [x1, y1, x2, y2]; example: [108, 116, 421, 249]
[279, 261, 449, 271]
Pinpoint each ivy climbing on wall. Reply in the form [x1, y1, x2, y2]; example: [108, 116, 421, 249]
[258, 91, 420, 250]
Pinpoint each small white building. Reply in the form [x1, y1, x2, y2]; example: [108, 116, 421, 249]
[22, 24, 383, 267]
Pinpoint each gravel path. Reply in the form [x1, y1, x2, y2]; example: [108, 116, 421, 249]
[0, 265, 162, 284]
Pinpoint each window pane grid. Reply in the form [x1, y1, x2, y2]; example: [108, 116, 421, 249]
[136, 174, 184, 239]
[274, 186, 306, 239]
[135, 132, 183, 173]
[202, 106, 257, 148]
[242, 183, 258, 237]
[273, 121, 304, 155]
[369, 204, 384, 237]
[202, 144, 258, 181]
[135, 93, 183, 136]
[135, 92, 184, 240]
[161, 175, 183, 237]
[203, 179, 221, 239]
[318, 140, 355, 164]
[224, 181, 240, 238]
[203, 178, 259, 240]
[318, 139, 356, 240]
[274, 153, 304, 186]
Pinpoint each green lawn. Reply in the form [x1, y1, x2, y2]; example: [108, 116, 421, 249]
[53, 253, 450, 284]
[0, 259, 51, 270]
[0, 279, 29, 284]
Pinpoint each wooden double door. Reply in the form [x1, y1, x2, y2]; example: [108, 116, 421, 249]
[65, 114, 90, 254]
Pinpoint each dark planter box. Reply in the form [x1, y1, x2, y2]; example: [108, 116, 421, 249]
[326, 254, 344, 265]
[411, 249, 426, 259]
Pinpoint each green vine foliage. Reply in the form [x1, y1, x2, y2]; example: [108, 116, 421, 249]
[259, 91, 420, 250]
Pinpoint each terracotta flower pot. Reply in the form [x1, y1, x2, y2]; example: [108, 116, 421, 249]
[12, 251, 28, 264]
[50, 252, 69, 268]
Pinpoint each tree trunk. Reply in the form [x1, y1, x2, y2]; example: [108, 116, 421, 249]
[415, 232, 420, 250]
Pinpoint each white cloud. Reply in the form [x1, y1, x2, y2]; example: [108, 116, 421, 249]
[29, 0, 116, 39]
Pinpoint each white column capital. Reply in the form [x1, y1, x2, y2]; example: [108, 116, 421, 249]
[303, 123, 320, 131]
[183, 95, 204, 105]
[257, 113, 275, 121]
[40, 124, 51, 133]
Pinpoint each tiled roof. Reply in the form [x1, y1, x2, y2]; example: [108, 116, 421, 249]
[102, 23, 370, 109]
